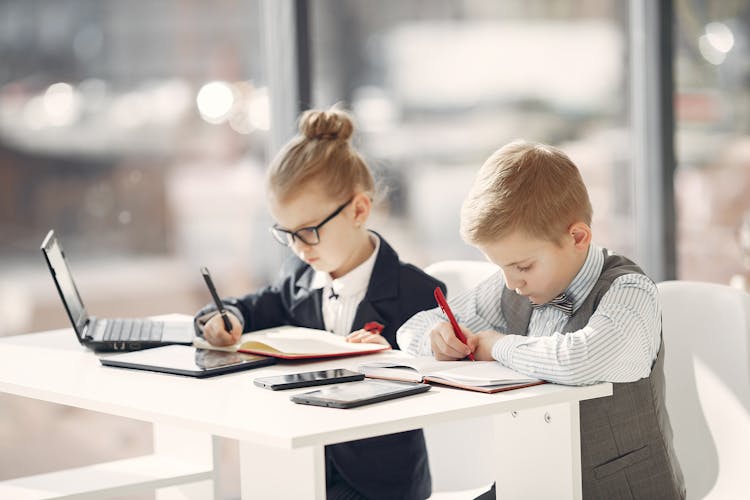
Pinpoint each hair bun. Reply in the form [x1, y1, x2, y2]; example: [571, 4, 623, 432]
[299, 108, 354, 142]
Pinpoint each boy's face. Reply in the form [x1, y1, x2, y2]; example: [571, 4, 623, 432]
[268, 183, 370, 279]
[477, 227, 590, 305]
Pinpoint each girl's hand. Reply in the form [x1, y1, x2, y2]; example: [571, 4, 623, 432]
[346, 329, 390, 346]
[429, 321, 474, 360]
[203, 312, 243, 346]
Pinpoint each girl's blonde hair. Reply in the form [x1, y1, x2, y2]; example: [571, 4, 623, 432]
[460, 140, 593, 245]
[266, 107, 375, 202]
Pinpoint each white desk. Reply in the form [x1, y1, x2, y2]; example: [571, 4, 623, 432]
[0, 328, 611, 499]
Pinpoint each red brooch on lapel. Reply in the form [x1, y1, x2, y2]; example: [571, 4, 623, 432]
[363, 321, 384, 335]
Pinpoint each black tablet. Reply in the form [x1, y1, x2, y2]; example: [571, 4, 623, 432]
[100, 345, 276, 377]
[290, 379, 431, 409]
[254, 368, 364, 390]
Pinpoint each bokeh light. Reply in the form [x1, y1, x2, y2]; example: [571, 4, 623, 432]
[196, 81, 235, 124]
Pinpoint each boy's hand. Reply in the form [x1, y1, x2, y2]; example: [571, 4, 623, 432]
[346, 329, 390, 346]
[203, 312, 242, 346]
[466, 330, 506, 361]
[430, 321, 474, 360]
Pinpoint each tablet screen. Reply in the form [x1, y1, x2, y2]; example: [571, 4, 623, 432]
[290, 379, 430, 408]
[100, 345, 275, 377]
[194, 349, 261, 369]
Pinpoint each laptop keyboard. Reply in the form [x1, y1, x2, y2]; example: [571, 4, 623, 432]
[102, 319, 165, 342]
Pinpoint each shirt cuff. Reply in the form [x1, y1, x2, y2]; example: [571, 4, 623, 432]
[420, 329, 434, 356]
[403, 327, 433, 357]
[224, 305, 244, 328]
[491, 335, 517, 365]
[194, 306, 244, 337]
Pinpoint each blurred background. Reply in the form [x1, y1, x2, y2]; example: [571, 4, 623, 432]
[1, 0, 749, 497]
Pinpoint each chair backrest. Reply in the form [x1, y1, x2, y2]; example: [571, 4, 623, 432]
[657, 281, 750, 499]
[422, 260, 498, 493]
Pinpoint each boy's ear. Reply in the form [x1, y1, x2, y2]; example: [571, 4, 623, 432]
[351, 192, 372, 226]
[569, 222, 592, 250]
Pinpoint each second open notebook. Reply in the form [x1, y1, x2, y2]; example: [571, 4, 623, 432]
[357, 355, 545, 393]
[193, 325, 391, 360]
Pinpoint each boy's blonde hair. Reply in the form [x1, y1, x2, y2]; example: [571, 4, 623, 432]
[460, 140, 592, 245]
[266, 107, 375, 202]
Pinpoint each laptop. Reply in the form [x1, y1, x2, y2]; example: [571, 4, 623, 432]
[41, 230, 195, 352]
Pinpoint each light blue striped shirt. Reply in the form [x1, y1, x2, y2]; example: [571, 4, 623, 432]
[397, 243, 661, 385]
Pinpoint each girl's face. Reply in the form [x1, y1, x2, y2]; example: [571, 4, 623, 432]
[268, 183, 372, 278]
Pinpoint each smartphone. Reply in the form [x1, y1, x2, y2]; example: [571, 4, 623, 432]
[253, 368, 364, 390]
[290, 379, 431, 409]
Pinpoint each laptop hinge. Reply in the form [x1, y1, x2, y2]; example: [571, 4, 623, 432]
[82, 317, 98, 340]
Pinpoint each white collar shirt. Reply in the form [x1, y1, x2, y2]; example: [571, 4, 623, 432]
[310, 233, 380, 336]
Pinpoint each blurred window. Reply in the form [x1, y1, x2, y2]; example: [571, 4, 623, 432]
[674, 1, 750, 288]
[310, 1, 635, 267]
[0, 0, 269, 336]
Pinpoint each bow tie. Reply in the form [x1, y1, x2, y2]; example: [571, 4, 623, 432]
[328, 287, 339, 300]
[532, 294, 574, 316]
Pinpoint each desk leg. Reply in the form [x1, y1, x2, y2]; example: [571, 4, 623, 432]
[238, 441, 326, 499]
[493, 402, 582, 500]
[153, 423, 219, 500]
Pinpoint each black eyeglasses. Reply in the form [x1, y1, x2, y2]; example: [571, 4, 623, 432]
[270, 197, 354, 246]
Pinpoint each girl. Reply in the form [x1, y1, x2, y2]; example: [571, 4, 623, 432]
[195, 107, 444, 500]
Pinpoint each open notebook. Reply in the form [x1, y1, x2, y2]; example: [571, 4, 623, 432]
[357, 355, 545, 394]
[193, 325, 391, 360]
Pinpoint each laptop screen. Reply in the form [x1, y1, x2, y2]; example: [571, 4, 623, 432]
[41, 231, 89, 339]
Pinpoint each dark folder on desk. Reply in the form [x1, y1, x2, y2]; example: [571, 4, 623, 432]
[100, 345, 276, 377]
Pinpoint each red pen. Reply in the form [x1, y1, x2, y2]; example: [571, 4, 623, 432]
[434, 287, 475, 361]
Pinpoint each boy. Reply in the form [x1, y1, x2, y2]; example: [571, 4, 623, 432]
[397, 141, 685, 499]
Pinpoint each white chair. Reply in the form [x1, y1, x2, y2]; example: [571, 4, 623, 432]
[658, 281, 750, 499]
[423, 260, 499, 499]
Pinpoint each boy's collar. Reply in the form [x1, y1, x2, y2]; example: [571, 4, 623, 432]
[562, 243, 604, 312]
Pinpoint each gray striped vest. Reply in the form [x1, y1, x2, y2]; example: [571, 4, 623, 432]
[502, 249, 685, 499]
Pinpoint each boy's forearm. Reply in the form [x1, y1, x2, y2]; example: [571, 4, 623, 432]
[396, 308, 443, 356]
[398, 280, 508, 357]
[491, 274, 661, 385]
[492, 318, 657, 385]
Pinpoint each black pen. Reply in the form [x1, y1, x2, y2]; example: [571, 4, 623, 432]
[200, 266, 233, 333]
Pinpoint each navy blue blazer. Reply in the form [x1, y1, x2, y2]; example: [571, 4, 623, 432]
[195, 235, 445, 499]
